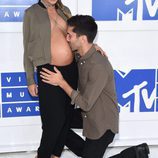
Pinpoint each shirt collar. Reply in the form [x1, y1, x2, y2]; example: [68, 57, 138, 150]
[79, 45, 96, 61]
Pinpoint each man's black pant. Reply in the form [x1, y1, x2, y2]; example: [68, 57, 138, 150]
[66, 129, 149, 158]
[66, 129, 115, 158]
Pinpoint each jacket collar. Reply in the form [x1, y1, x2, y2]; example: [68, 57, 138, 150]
[38, 1, 46, 9]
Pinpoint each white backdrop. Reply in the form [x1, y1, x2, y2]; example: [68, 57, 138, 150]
[0, 0, 158, 153]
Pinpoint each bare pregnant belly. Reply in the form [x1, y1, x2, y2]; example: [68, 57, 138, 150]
[50, 29, 73, 66]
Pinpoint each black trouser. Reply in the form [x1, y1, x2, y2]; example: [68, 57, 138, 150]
[66, 129, 149, 158]
[66, 129, 115, 158]
[37, 60, 78, 158]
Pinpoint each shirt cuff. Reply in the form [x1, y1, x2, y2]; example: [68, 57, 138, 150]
[70, 90, 79, 105]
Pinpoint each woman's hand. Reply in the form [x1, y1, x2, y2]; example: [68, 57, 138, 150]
[94, 43, 107, 57]
[28, 84, 38, 97]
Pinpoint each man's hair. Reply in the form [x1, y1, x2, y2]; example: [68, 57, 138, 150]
[67, 15, 98, 43]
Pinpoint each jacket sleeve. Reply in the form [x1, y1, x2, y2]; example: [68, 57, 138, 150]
[71, 64, 108, 112]
[23, 10, 35, 86]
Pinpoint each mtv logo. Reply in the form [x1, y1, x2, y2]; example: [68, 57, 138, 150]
[117, 8, 134, 21]
[114, 69, 157, 113]
[92, 0, 158, 21]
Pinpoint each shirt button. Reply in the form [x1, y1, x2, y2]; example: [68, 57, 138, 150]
[84, 115, 87, 118]
[80, 62, 83, 65]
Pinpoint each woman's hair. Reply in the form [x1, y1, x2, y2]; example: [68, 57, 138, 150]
[56, 0, 71, 19]
[56, 0, 63, 9]
[39, 0, 71, 19]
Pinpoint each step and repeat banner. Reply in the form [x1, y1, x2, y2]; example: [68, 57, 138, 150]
[0, 0, 158, 152]
[78, 0, 158, 30]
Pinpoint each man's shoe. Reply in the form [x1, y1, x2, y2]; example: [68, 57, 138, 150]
[135, 143, 150, 158]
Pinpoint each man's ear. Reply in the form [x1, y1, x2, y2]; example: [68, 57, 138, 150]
[80, 35, 88, 43]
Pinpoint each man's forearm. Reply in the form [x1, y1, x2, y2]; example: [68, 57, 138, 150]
[59, 79, 73, 97]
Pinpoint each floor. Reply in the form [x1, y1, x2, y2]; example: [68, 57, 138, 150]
[0, 150, 78, 158]
[0, 146, 156, 158]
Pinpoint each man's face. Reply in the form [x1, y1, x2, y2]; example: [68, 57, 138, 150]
[44, 0, 58, 5]
[66, 26, 81, 51]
